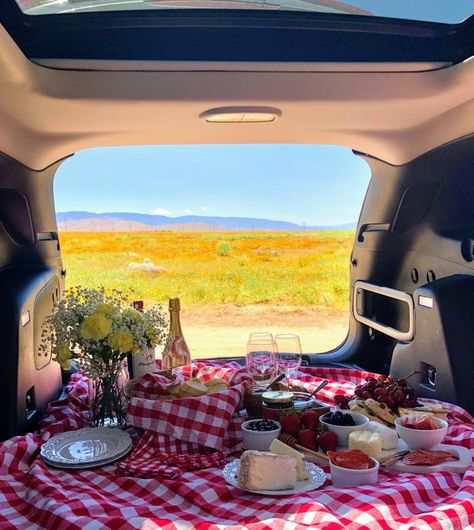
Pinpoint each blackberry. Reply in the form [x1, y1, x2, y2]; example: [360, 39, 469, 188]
[323, 411, 356, 426]
[246, 419, 279, 432]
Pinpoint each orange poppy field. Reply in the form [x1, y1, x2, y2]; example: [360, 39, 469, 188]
[59, 230, 354, 356]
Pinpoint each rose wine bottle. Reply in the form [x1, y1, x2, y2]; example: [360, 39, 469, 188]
[162, 298, 191, 376]
[127, 300, 156, 379]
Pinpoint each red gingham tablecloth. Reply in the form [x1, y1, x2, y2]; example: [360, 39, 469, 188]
[1, 362, 474, 530]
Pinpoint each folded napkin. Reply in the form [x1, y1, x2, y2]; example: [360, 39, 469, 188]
[119, 364, 251, 478]
[115, 431, 227, 478]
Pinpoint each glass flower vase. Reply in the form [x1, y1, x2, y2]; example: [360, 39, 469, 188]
[88, 362, 128, 427]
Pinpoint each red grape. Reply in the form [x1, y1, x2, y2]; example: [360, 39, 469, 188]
[374, 387, 388, 398]
[394, 389, 405, 403]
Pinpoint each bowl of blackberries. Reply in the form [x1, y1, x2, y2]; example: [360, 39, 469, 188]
[241, 419, 281, 450]
[320, 411, 369, 446]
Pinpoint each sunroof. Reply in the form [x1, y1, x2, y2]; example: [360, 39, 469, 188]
[14, 0, 474, 23]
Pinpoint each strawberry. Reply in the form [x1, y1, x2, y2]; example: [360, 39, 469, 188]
[299, 429, 319, 451]
[279, 414, 300, 437]
[318, 431, 338, 453]
[301, 410, 321, 431]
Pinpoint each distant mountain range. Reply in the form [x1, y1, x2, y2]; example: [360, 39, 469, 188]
[56, 211, 356, 232]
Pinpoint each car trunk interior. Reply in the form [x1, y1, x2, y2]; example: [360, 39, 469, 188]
[0, 2, 473, 441]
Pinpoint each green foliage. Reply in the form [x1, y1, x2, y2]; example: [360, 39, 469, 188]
[216, 241, 231, 256]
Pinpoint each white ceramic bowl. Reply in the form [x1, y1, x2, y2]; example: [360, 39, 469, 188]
[320, 412, 369, 446]
[330, 456, 379, 488]
[395, 415, 447, 449]
[241, 419, 281, 451]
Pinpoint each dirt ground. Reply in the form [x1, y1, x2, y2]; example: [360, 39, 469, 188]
[173, 304, 348, 359]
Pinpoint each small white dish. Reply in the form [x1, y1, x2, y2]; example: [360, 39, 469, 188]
[40, 427, 132, 467]
[241, 419, 281, 451]
[222, 459, 326, 495]
[395, 415, 447, 450]
[330, 457, 379, 488]
[320, 412, 369, 446]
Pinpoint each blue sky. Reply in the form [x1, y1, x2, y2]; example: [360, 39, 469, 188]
[55, 145, 371, 226]
[348, 1, 472, 23]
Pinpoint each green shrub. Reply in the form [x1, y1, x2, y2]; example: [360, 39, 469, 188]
[217, 241, 231, 256]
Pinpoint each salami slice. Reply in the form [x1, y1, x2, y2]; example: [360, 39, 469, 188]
[401, 448, 458, 466]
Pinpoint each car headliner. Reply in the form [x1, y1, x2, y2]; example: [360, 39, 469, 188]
[0, 25, 472, 170]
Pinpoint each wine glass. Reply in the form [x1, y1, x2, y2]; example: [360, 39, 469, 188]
[275, 334, 302, 391]
[246, 339, 277, 389]
[248, 332, 273, 342]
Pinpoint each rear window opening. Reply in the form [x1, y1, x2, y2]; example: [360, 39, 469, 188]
[16, 0, 474, 24]
[54, 144, 371, 358]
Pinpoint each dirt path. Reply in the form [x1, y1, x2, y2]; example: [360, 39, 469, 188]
[175, 304, 348, 359]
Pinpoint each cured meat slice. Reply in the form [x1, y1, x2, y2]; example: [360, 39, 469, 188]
[401, 448, 458, 466]
[328, 449, 375, 470]
[402, 415, 440, 430]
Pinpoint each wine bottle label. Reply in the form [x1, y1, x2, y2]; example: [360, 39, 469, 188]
[131, 347, 156, 378]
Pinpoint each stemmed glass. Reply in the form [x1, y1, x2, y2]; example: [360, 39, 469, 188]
[248, 332, 274, 342]
[275, 334, 302, 391]
[246, 339, 277, 389]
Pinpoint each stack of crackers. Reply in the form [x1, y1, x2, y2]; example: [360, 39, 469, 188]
[349, 398, 398, 425]
[349, 398, 449, 425]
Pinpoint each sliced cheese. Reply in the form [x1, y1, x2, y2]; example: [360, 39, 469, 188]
[269, 438, 310, 481]
[365, 421, 399, 450]
[348, 430, 382, 459]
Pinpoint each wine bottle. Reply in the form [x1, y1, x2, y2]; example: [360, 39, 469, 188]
[162, 298, 191, 375]
[127, 300, 156, 379]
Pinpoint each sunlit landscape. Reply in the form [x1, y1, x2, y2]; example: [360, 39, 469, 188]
[59, 230, 354, 357]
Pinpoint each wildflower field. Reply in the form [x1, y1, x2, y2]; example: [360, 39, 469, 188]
[59, 230, 354, 355]
[59, 230, 354, 309]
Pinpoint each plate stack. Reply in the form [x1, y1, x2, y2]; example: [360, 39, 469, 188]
[40, 427, 132, 469]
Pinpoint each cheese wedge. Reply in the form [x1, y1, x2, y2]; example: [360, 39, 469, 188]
[269, 438, 310, 481]
[348, 430, 382, 459]
[364, 421, 399, 450]
[238, 451, 297, 491]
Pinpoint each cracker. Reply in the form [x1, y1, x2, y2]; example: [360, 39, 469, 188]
[398, 407, 448, 421]
[349, 400, 390, 425]
[364, 398, 398, 425]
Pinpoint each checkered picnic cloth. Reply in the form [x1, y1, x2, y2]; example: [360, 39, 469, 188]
[1, 363, 474, 530]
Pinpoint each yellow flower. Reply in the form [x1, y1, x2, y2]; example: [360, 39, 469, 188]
[95, 303, 116, 317]
[55, 342, 71, 370]
[122, 307, 142, 322]
[81, 313, 112, 340]
[108, 329, 134, 353]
